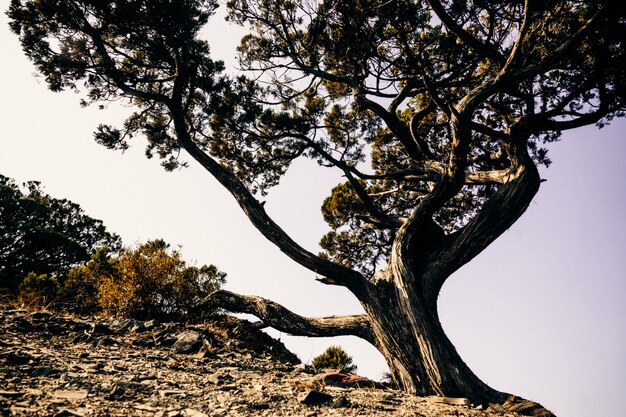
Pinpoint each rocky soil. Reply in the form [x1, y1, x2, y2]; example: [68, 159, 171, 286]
[0, 304, 528, 417]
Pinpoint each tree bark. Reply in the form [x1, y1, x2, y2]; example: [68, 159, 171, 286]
[200, 133, 555, 415]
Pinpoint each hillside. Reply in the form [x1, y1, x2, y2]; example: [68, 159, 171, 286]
[0, 304, 531, 417]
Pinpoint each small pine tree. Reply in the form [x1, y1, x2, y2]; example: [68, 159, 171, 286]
[312, 345, 357, 373]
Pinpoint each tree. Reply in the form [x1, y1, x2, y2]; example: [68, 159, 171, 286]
[0, 173, 121, 291]
[8, 0, 626, 414]
[312, 345, 357, 373]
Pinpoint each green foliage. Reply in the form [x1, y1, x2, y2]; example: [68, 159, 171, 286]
[18, 272, 60, 308]
[60, 247, 118, 314]
[312, 345, 357, 373]
[0, 174, 121, 292]
[8, 0, 226, 171]
[0, 175, 224, 320]
[88, 240, 226, 321]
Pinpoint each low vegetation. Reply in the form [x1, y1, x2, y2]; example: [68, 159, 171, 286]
[312, 345, 357, 373]
[1, 174, 225, 321]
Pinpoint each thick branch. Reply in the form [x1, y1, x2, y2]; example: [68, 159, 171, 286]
[465, 169, 512, 185]
[499, 0, 532, 75]
[425, 131, 541, 298]
[354, 90, 426, 161]
[198, 290, 375, 342]
[530, 107, 610, 132]
[167, 111, 368, 296]
[409, 102, 436, 159]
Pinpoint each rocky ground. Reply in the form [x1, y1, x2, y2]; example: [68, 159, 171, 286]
[0, 304, 529, 417]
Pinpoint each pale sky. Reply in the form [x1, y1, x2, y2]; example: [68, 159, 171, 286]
[1, 4, 625, 417]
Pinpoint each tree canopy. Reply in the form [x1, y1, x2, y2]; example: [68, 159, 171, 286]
[8, 0, 624, 279]
[0, 173, 121, 291]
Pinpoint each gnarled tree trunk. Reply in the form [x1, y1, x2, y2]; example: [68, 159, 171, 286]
[196, 133, 554, 416]
[363, 273, 499, 401]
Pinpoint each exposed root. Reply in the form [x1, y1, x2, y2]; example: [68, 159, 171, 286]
[489, 395, 556, 417]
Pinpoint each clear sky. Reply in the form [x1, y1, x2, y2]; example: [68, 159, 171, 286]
[1, 4, 625, 417]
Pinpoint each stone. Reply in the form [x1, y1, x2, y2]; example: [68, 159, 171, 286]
[158, 389, 186, 397]
[54, 408, 87, 417]
[331, 396, 350, 408]
[195, 348, 213, 359]
[0, 391, 25, 399]
[53, 390, 89, 400]
[133, 404, 159, 412]
[180, 408, 209, 417]
[207, 372, 222, 385]
[144, 319, 159, 330]
[90, 323, 112, 335]
[171, 331, 203, 354]
[425, 396, 470, 406]
[29, 366, 55, 377]
[29, 311, 53, 320]
[0, 303, 525, 417]
[300, 390, 333, 405]
[131, 337, 155, 347]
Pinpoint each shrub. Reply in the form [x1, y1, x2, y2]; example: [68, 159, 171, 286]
[312, 345, 357, 372]
[94, 239, 225, 321]
[60, 247, 117, 314]
[18, 272, 59, 308]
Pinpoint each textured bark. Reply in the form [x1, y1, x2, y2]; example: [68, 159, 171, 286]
[363, 277, 501, 401]
[200, 290, 374, 342]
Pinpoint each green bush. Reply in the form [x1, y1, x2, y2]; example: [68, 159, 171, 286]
[60, 247, 117, 314]
[312, 345, 357, 372]
[18, 272, 60, 308]
[14, 237, 226, 321]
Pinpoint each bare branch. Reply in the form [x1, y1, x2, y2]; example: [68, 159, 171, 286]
[499, 0, 532, 76]
[197, 290, 375, 342]
[465, 169, 512, 185]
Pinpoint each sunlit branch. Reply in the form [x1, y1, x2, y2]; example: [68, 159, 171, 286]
[499, 0, 531, 76]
